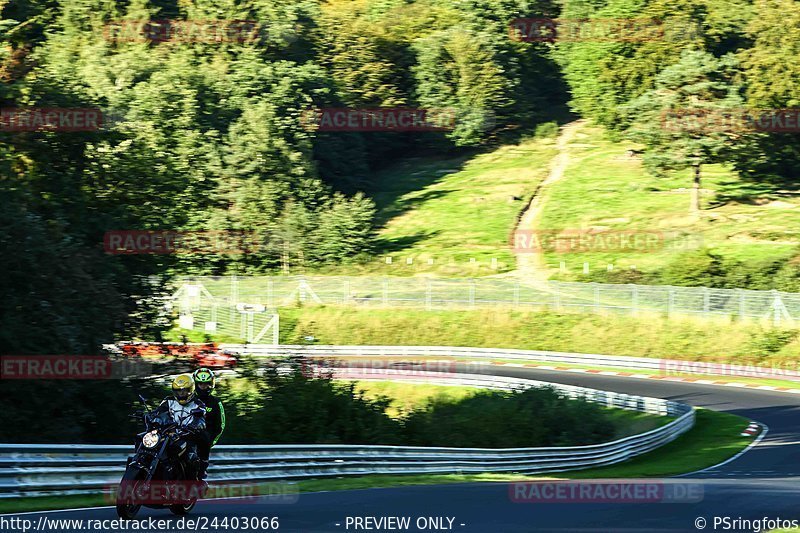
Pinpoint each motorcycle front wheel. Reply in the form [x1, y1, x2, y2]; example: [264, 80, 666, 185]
[116, 467, 147, 519]
[168, 462, 198, 516]
[168, 501, 196, 516]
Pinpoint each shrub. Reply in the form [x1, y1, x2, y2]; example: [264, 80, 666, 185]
[534, 121, 560, 139]
[400, 386, 616, 448]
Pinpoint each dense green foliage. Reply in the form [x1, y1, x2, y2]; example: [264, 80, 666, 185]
[555, 0, 799, 203]
[0, 0, 568, 352]
[571, 248, 800, 291]
[0, 360, 619, 447]
[401, 386, 615, 447]
[1, 1, 796, 428]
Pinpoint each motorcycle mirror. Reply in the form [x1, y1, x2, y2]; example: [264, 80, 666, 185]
[137, 394, 148, 407]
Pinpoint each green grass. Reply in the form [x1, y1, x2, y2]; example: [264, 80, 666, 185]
[538, 122, 800, 276]
[348, 380, 669, 435]
[603, 408, 672, 438]
[0, 409, 752, 514]
[346, 380, 478, 418]
[314, 136, 556, 277]
[276, 307, 800, 364]
[562, 409, 751, 478]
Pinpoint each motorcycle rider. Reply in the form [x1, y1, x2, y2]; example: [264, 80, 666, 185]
[152, 374, 209, 480]
[192, 367, 225, 480]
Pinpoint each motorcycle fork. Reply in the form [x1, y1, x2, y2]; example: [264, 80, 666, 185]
[144, 439, 168, 482]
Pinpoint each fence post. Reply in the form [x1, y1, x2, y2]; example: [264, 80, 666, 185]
[553, 281, 561, 311]
[230, 274, 238, 323]
[469, 278, 476, 308]
[425, 278, 433, 310]
[246, 313, 254, 343]
[738, 288, 745, 320]
[771, 290, 792, 326]
[668, 286, 675, 316]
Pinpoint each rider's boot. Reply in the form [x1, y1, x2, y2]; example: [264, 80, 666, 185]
[198, 460, 210, 495]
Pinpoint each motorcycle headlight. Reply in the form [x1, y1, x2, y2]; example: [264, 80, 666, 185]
[142, 430, 160, 448]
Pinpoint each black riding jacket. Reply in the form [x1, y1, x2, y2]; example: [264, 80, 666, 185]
[198, 393, 225, 445]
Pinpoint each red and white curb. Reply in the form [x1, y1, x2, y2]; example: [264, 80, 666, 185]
[676, 421, 769, 478]
[463, 361, 800, 394]
[740, 422, 760, 437]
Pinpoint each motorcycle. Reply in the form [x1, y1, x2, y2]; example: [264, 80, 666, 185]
[116, 394, 205, 519]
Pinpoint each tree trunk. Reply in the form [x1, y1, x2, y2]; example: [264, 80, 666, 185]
[690, 164, 701, 214]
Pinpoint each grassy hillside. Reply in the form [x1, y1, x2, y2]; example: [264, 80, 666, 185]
[315, 133, 557, 277]
[277, 307, 800, 364]
[312, 120, 800, 284]
[537, 123, 800, 278]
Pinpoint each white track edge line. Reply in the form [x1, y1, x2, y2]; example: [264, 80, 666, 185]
[673, 421, 769, 478]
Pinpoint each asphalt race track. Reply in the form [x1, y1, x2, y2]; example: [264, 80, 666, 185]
[6, 364, 800, 533]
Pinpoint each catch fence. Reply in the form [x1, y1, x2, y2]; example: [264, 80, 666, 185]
[172, 277, 799, 340]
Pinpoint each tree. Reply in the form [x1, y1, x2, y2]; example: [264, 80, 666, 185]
[731, 0, 800, 189]
[413, 28, 507, 146]
[555, 0, 747, 133]
[623, 49, 744, 214]
[739, 0, 800, 109]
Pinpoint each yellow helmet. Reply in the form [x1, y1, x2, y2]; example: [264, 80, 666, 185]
[171, 374, 196, 405]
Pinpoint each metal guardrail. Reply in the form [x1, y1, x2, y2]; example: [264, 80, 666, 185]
[221, 344, 800, 381]
[0, 371, 693, 498]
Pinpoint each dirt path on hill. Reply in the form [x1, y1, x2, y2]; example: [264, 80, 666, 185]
[502, 120, 585, 281]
